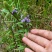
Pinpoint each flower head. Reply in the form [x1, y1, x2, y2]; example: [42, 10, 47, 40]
[12, 9, 17, 15]
[21, 15, 30, 23]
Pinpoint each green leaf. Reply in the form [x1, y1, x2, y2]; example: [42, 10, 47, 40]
[1, 9, 9, 13]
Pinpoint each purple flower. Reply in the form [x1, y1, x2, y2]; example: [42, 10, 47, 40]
[21, 15, 30, 23]
[12, 9, 17, 15]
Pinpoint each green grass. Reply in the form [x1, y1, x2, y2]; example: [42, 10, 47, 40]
[0, 0, 52, 52]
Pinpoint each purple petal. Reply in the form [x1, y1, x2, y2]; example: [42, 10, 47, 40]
[21, 15, 30, 23]
[21, 18, 26, 22]
[27, 19, 30, 22]
[12, 9, 17, 14]
[25, 17, 30, 22]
